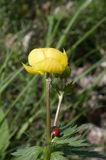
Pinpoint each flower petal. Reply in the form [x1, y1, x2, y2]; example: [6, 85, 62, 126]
[33, 58, 64, 74]
[45, 48, 68, 67]
[28, 48, 46, 66]
[28, 48, 68, 68]
[22, 63, 43, 74]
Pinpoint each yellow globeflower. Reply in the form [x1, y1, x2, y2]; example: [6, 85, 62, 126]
[23, 48, 68, 74]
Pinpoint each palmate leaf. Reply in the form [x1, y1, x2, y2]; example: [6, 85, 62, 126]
[63, 82, 75, 95]
[53, 137, 88, 147]
[62, 125, 79, 137]
[60, 121, 84, 135]
[52, 123, 106, 159]
[60, 146, 106, 159]
[50, 152, 67, 160]
[53, 124, 88, 148]
[12, 146, 43, 160]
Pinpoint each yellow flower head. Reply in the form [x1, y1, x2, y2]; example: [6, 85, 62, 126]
[23, 48, 68, 74]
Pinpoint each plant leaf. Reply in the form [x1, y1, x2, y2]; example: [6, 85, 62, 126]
[61, 146, 106, 159]
[12, 146, 43, 160]
[62, 125, 78, 137]
[0, 108, 10, 159]
[50, 152, 67, 160]
[54, 137, 88, 147]
[63, 82, 75, 94]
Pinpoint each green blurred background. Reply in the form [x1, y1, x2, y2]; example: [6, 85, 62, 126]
[0, 0, 106, 159]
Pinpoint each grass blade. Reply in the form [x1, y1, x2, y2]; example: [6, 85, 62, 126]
[56, 0, 92, 49]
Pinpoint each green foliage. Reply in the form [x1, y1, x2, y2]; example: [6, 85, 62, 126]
[12, 146, 43, 160]
[60, 146, 106, 159]
[12, 124, 106, 160]
[53, 124, 88, 147]
[54, 137, 88, 147]
[52, 124, 106, 159]
[0, 108, 10, 159]
[50, 152, 67, 160]
[56, 0, 93, 49]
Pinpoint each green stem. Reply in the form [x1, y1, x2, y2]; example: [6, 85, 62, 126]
[44, 76, 51, 160]
[44, 145, 51, 160]
[46, 77, 51, 143]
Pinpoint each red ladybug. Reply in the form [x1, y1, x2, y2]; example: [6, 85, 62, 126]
[52, 126, 60, 137]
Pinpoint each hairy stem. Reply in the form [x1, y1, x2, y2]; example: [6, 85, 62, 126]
[44, 76, 51, 160]
[46, 77, 51, 143]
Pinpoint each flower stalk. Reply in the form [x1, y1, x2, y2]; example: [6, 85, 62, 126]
[53, 92, 64, 127]
[44, 75, 51, 160]
[45, 76, 51, 143]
